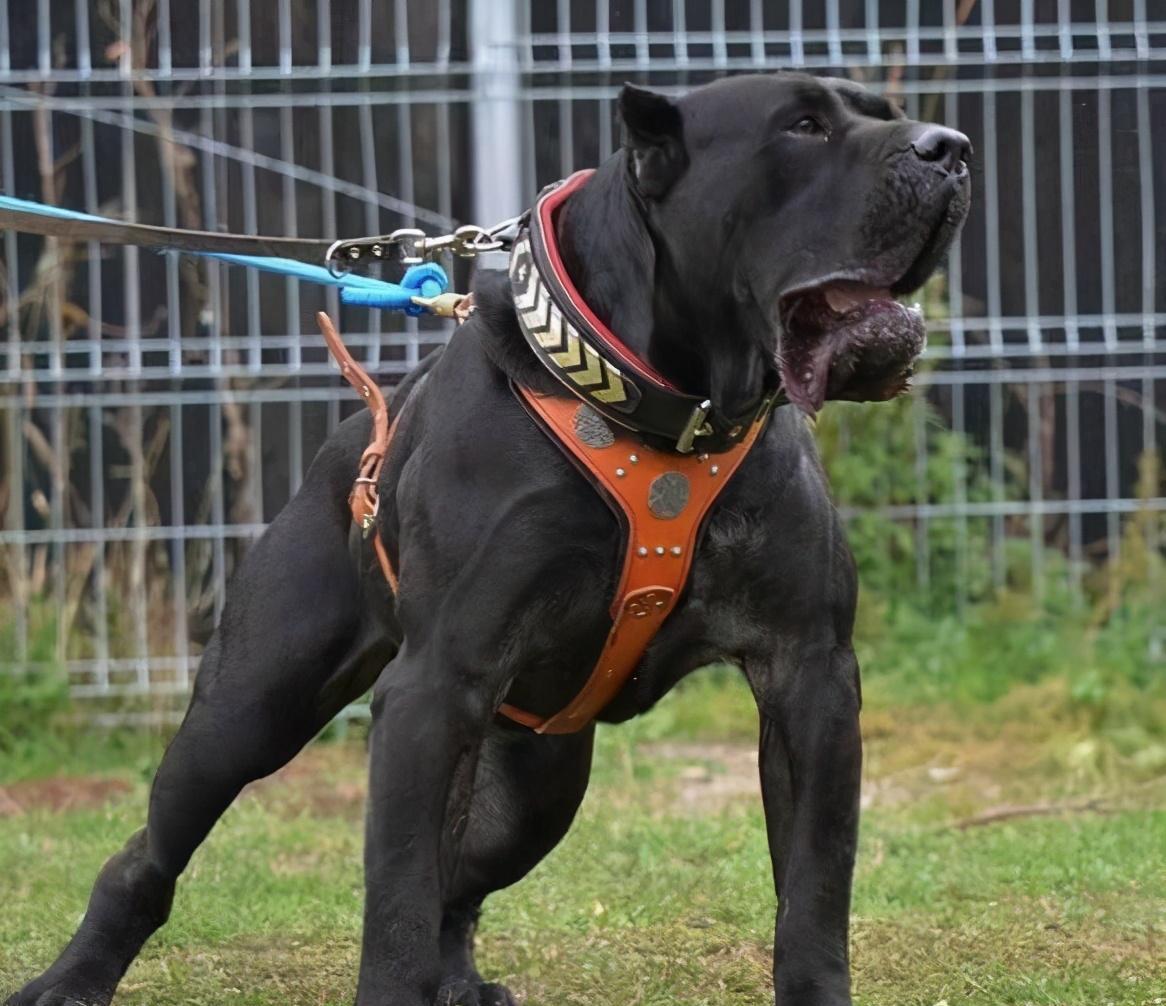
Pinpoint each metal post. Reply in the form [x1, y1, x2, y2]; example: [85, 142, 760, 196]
[471, 0, 525, 269]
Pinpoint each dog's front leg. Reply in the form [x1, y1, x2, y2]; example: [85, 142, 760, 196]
[356, 645, 496, 1006]
[747, 642, 862, 1006]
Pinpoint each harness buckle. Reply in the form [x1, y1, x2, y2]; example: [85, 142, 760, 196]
[675, 400, 712, 454]
[353, 477, 380, 538]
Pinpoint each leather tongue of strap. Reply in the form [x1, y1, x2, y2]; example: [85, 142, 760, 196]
[316, 311, 398, 592]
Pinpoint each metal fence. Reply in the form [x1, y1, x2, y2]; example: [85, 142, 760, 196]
[0, 1, 1162, 723]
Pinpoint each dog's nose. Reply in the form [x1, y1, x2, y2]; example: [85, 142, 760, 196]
[910, 125, 971, 175]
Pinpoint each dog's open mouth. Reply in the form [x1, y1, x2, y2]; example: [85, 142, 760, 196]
[777, 280, 925, 416]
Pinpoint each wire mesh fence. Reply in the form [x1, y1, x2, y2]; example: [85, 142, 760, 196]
[0, 1, 1163, 724]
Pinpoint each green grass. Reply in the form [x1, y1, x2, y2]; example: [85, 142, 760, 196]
[2, 675, 1164, 1005]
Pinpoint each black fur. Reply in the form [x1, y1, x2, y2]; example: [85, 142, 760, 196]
[7, 73, 969, 1006]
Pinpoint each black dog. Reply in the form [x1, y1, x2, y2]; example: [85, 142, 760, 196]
[9, 73, 969, 1006]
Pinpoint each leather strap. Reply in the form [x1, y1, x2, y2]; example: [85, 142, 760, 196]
[513, 171, 782, 454]
[316, 311, 398, 591]
[498, 387, 770, 734]
[0, 200, 339, 263]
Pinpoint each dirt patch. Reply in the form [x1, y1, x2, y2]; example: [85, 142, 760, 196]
[240, 743, 368, 820]
[642, 742, 761, 812]
[0, 776, 132, 817]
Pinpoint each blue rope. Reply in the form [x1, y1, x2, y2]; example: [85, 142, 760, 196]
[0, 194, 447, 314]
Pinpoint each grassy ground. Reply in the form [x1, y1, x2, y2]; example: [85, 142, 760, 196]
[1, 674, 1164, 1006]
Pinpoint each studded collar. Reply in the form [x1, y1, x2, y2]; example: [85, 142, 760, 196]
[509, 171, 779, 454]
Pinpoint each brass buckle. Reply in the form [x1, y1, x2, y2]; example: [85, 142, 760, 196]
[353, 477, 380, 537]
[675, 399, 712, 454]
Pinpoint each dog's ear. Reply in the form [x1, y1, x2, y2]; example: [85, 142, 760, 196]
[618, 83, 688, 199]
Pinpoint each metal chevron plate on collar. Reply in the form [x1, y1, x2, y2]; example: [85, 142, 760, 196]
[510, 234, 637, 409]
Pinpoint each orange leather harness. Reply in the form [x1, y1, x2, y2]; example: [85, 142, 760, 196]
[498, 390, 768, 733]
[319, 177, 776, 734]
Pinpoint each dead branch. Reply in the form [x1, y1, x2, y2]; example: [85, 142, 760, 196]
[947, 798, 1107, 830]
[945, 775, 1166, 830]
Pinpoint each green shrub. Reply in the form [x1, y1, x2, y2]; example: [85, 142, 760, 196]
[0, 604, 70, 753]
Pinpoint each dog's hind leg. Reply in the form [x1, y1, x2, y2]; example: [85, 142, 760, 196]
[5, 418, 395, 1006]
[435, 727, 595, 1006]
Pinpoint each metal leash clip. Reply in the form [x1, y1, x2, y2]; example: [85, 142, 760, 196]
[325, 212, 530, 276]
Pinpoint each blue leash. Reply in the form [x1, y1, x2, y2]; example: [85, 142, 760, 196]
[0, 194, 449, 314]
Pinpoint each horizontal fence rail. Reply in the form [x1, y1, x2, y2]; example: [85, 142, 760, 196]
[0, 0, 1162, 724]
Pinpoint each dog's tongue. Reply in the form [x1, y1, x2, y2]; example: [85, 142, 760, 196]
[823, 282, 891, 313]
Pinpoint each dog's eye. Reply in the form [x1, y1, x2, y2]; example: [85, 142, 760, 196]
[789, 116, 826, 137]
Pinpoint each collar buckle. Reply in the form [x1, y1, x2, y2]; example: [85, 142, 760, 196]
[675, 399, 713, 454]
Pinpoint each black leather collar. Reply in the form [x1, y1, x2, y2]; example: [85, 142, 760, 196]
[509, 171, 781, 455]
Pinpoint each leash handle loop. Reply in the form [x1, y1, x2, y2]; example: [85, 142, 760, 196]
[339, 262, 448, 313]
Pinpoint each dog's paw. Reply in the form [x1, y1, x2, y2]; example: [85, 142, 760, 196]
[5, 974, 114, 1006]
[476, 982, 519, 1006]
[435, 978, 479, 1006]
[434, 979, 519, 1006]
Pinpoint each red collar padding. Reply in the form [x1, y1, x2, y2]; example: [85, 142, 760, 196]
[534, 170, 679, 391]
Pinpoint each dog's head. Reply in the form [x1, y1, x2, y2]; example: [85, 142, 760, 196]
[619, 72, 971, 415]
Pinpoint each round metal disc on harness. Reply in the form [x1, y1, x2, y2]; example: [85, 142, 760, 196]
[647, 471, 690, 519]
[573, 404, 615, 448]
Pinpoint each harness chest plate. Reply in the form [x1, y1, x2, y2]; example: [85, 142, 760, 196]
[497, 389, 769, 734]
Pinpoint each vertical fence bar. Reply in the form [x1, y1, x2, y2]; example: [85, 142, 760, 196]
[1020, 80, 1045, 599]
[204, 0, 227, 621]
[318, 0, 338, 326]
[318, 0, 332, 72]
[169, 401, 188, 691]
[671, 0, 687, 68]
[1020, 0, 1035, 62]
[1058, 85, 1083, 599]
[278, 0, 299, 469]
[905, 0, 919, 69]
[750, 0, 765, 65]
[359, 0, 372, 71]
[1098, 87, 1116, 349]
[395, 0, 420, 371]
[157, 0, 172, 75]
[944, 83, 968, 612]
[634, 0, 647, 66]
[865, 0, 880, 65]
[1026, 382, 1044, 602]
[825, 0, 842, 66]
[790, 0, 805, 65]
[989, 375, 1005, 589]
[596, 0, 611, 68]
[471, 0, 525, 228]
[557, 0, 572, 67]
[712, 0, 726, 69]
[357, 90, 381, 369]
[1134, 80, 1159, 591]
[913, 395, 930, 592]
[1095, 0, 1111, 61]
[1097, 84, 1121, 580]
[1, 0, 28, 668]
[981, 0, 997, 63]
[88, 401, 108, 689]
